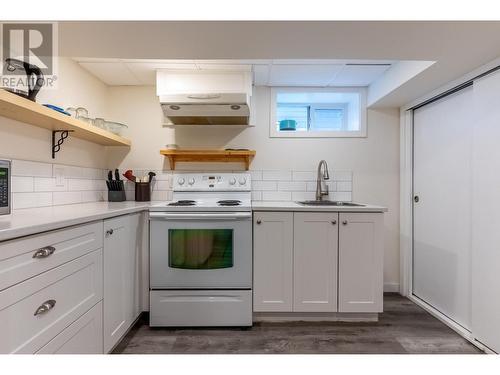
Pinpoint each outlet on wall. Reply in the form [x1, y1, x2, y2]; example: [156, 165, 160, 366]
[54, 167, 65, 187]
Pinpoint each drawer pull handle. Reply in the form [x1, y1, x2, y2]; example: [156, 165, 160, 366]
[256, 220, 262, 225]
[331, 220, 337, 225]
[106, 229, 114, 236]
[32, 246, 56, 259]
[34, 299, 56, 316]
[342, 220, 348, 225]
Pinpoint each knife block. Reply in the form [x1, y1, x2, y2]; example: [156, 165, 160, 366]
[135, 182, 151, 202]
[108, 190, 126, 202]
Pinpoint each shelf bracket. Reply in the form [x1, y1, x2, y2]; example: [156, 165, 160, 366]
[52, 130, 74, 159]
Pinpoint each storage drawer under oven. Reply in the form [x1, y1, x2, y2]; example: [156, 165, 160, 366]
[150, 290, 252, 327]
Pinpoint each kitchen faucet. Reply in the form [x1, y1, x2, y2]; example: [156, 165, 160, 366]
[316, 160, 330, 201]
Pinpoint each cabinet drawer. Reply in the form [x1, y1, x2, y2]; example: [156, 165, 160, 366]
[0, 249, 103, 354]
[150, 290, 252, 327]
[36, 301, 103, 354]
[0, 222, 103, 291]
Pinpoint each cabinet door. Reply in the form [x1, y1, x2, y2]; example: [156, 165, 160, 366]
[338, 213, 383, 313]
[293, 212, 338, 312]
[253, 212, 293, 312]
[103, 215, 133, 353]
[36, 301, 103, 354]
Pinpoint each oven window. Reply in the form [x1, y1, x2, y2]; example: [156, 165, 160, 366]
[168, 229, 233, 269]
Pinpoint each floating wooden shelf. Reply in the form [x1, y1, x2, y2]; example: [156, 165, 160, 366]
[160, 149, 256, 170]
[0, 89, 131, 147]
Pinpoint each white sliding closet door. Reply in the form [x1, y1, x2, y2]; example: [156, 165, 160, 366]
[471, 71, 500, 353]
[413, 86, 473, 330]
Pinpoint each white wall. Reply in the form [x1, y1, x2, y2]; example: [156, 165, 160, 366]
[107, 85, 400, 290]
[0, 57, 111, 168]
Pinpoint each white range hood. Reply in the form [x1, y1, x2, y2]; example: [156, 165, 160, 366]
[157, 70, 253, 125]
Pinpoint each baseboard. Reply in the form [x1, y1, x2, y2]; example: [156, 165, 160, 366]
[384, 282, 400, 293]
[253, 312, 378, 323]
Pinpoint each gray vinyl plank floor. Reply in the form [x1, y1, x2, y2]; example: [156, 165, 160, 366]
[112, 294, 483, 354]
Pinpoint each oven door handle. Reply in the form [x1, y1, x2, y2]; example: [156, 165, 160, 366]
[149, 212, 252, 220]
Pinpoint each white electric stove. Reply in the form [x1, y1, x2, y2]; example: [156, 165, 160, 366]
[149, 172, 253, 327]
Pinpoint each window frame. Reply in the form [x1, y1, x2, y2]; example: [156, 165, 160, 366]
[269, 87, 367, 138]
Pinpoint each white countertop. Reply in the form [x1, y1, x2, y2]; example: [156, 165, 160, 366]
[251, 201, 388, 212]
[0, 202, 150, 242]
[0, 200, 387, 243]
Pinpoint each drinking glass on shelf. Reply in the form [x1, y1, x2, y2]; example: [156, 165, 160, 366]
[75, 107, 88, 119]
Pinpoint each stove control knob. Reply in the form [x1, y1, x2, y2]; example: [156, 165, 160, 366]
[229, 178, 236, 185]
[188, 178, 195, 186]
[238, 177, 247, 185]
[178, 178, 185, 186]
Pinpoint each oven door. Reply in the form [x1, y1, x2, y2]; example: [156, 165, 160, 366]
[149, 211, 252, 289]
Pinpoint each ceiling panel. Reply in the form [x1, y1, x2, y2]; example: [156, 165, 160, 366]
[77, 59, 393, 87]
[268, 64, 343, 86]
[79, 62, 140, 85]
[330, 64, 391, 86]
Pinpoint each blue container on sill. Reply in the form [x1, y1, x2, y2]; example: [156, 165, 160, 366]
[279, 119, 297, 131]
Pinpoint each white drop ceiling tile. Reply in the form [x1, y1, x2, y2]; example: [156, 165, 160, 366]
[124, 64, 157, 85]
[330, 65, 391, 86]
[79, 62, 141, 85]
[268, 64, 343, 86]
[126, 62, 199, 85]
[195, 64, 251, 71]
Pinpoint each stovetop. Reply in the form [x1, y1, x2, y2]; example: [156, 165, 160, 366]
[150, 173, 252, 212]
[150, 198, 252, 212]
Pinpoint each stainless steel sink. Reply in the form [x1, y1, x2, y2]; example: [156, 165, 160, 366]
[296, 200, 365, 207]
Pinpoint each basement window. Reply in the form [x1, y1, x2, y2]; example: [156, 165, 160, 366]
[270, 88, 367, 137]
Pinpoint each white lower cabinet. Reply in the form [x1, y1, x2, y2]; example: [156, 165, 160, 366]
[0, 211, 148, 354]
[253, 212, 293, 312]
[293, 212, 338, 312]
[103, 213, 142, 353]
[253, 211, 383, 314]
[0, 249, 103, 354]
[338, 213, 383, 312]
[36, 301, 103, 354]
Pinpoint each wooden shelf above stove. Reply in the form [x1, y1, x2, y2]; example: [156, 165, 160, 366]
[160, 149, 256, 170]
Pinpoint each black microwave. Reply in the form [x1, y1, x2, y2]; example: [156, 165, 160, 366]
[0, 160, 11, 215]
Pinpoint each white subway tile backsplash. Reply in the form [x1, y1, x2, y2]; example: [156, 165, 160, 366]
[291, 191, 315, 201]
[251, 191, 262, 201]
[82, 191, 104, 203]
[262, 170, 292, 181]
[306, 181, 317, 192]
[13, 192, 53, 209]
[249, 170, 263, 181]
[53, 191, 82, 206]
[34, 177, 67, 192]
[154, 171, 172, 181]
[11, 176, 34, 193]
[332, 170, 353, 181]
[253, 180, 278, 191]
[262, 191, 292, 201]
[12, 160, 52, 177]
[292, 171, 316, 181]
[68, 179, 97, 191]
[251, 169, 352, 202]
[154, 180, 171, 191]
[151, 190, 169, 201]
[277, 181, 307, 191]
[336, 181, 352, 192]
[8, 160, 352, 209]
